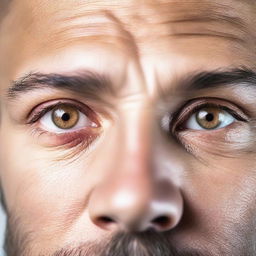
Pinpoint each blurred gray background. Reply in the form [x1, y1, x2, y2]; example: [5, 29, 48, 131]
[0, 201, 6, 256]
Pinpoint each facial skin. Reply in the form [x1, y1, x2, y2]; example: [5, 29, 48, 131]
[1, 0, 256, 255]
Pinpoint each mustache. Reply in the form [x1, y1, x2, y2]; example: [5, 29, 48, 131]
[53, 230, 212, 256]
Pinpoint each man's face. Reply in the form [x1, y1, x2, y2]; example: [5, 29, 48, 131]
[1, 0, 256, 255]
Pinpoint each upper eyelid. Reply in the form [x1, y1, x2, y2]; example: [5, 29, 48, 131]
[174, 97, 248, 120]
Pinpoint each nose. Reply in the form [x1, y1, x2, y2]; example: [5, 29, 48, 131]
[88, 106, 183, 233]
[88, 155, 183, 233]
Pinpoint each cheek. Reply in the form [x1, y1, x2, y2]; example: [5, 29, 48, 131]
[0, 119, 160, 248]
[0, 138, 94, 238]
[182, 157, 256, 234]
[0, 118, 107, 240]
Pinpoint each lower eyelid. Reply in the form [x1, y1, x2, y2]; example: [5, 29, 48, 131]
[30, 126, 100, 148]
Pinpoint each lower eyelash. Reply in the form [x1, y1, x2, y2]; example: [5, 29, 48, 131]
[30, 127, 48, 138]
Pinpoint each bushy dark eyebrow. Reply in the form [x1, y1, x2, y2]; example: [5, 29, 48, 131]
[6, 67, 256, 100]
[186, 67, 256, 90]
[7, 70, 113, 100]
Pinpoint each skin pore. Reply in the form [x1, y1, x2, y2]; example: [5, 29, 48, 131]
[1, 0, 256, 255]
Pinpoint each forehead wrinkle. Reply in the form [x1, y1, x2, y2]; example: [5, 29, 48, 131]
[6, 0, 255, 51]
[42, 9, 139, 55]
[123, 2, 253, 45]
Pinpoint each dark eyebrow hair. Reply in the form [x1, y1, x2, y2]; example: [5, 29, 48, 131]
[183, 67, 256, 91]
[6, 67, 256, 100]
[7, 70, 113, 100]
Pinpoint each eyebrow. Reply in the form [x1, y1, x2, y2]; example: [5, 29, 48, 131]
[186, 67, 256, 91]
[7, 67, 256, 100]
[7, 70, 113, 100]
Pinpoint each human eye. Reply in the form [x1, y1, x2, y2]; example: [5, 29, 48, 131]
[27, 99, 101, 147]
[168, 98, 250, 155]
[171, 98, 248, 133]
[184, 106, 235, 131]
[39, 103, 97, 133]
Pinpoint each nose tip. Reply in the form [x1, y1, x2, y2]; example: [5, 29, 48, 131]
[89, 189, 183, 232]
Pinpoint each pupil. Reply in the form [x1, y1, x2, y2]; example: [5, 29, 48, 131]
[62, 113, 70, 122]
[205, 113, 214, 122]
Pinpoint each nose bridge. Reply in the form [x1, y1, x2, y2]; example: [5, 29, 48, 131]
[88, 101, 183, 232]
[121, 101, 154, 175]
[108, 101, 157, 206]
[102, 99, 154, 184]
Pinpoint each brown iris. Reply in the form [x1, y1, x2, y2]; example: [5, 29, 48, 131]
[196, 107, 222, 129]
[51, 104, 79, 129]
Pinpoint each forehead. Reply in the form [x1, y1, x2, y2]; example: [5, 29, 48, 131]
[6, 0, 255, 46]
[1, 0, 256, 92]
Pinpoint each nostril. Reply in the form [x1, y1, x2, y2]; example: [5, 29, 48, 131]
[95, 216, 116, 230]
[99, 216, 115, 224]
[151, 216, 171, 229]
